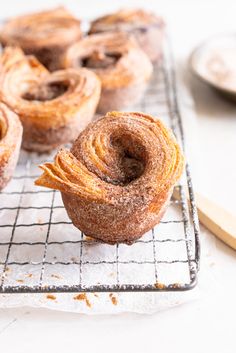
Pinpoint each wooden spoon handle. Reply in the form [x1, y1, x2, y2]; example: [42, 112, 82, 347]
[173, 189, 236, 250]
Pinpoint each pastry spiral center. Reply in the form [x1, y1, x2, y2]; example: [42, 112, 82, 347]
[82, 50, 122, 69]
[109, 133, 146, 185]
[22, 81, 69, 101]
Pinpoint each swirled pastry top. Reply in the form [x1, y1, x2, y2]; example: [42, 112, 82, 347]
[89, 8, 165, 33]
[64, 31, 153, 89]
[35, 111, 184, 205]
[0, 47, 101, 130]
[0, 7, 82, 50]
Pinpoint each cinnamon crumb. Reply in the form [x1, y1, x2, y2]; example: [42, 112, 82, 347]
[46, 294, 56, 300]
[38, 218, 43, 224]
[111, 297, 117, 305]
[16, 279, 24, 283]
[5, 267, 10, 272]
[154, 282, 165, 289]
[93, 293, 99, 298]
[73, 293, 91, 308]
[51, 274, 61, 279]
[109, 293, 118, 305]
[85, 235, 95, 242]
[26, 273, 32, 278]
[172, 283, 181, 289]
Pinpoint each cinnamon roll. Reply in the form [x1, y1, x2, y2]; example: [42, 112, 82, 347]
[0, 103, 22, 190]
[63, 31, 153, 113]
[0, 47, 101, 153]
[35, 111, 184, 244]
[89, 9, 165, 63]
[0, 7, 82, 71]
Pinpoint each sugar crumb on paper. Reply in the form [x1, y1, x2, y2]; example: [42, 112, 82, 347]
[109, 293, 118, 305]
[46, 294, 57, 300]
[73, 293, 91, 308]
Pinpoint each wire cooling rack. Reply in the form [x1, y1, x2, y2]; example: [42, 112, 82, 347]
[0, 38, 200, 293]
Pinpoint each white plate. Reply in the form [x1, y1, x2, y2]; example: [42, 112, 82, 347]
[189, 33, 236, 99]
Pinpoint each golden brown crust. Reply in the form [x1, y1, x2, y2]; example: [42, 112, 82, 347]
[0, 103, 22, 190]
[90, 8, 163, 28]
[0, 47, 101, 152]
[89, 9, 165, 62]
[63, 31, 153, 113]
[0, 7, 82, 71]
[35, 111, 184, 244]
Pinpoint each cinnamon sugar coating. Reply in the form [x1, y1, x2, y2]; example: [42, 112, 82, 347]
[0, 7, 82, 71]
[35, 112, 184, 244]
[0, 103, 22, 190]
[89, 9, 165, 63]
[63, 31, 153, 113]
[0, 47, 101, 152]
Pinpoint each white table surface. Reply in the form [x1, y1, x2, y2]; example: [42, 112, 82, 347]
[0, 1, 236, 352]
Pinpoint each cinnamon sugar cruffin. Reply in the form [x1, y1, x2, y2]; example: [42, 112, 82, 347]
[89, 8, 165, 63]
[63, 31, 153, 113]
[35, 111, 184, 244]
[0, 7, 82, 71]
[0, 47, 101, 152]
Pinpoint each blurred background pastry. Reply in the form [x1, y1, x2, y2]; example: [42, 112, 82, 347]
[0, 7, 82, 71]
[89, 8, 165, 63]
[0, 47, 101, 152]
[63, 31, 153, 113]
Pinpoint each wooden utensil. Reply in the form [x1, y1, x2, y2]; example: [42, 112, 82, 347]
[173, 189, 236, 250]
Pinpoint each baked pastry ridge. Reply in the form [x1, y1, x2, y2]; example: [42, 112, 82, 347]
[0, 103, 22, 190]
[35, 111, 184, 244]
[0, 7, 82, 71]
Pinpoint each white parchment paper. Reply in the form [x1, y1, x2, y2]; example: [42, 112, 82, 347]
[0, 56, 210, 315]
